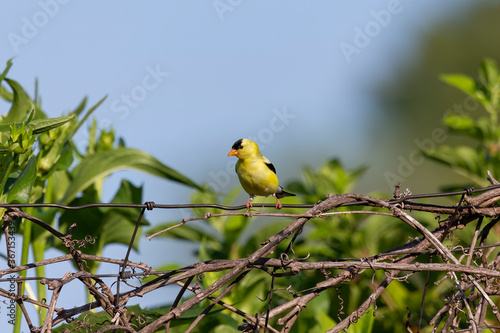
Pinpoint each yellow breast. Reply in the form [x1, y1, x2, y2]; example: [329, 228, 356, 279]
[236, 159, 279, 196]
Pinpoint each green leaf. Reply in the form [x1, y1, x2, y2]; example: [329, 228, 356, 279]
[6, 157, 37, 203]
[29, 115, 75, 134]
[443, 114, 474, 131]
[24, 108, 35, 124]
[100, 212, 143, 250]
[141, 263, 181, 283]
[479, 58, 500, 110]
[71, 97, 88, 117]
[347, 309, 374, 333]
[245, 220, 290, 252]
[0, 142, 20, 153]
[2, 78, 34, 124]
[443, 114, 497, 141]
[57, 185, 147, 256]
[479, 58, 499, 87]
[314, 308, 336, 331]
[51, 310, 112, 333]
[442, 59, 500, 116]
[440, 74, 476, 98]
[0, 59, 13, 88]
[61, 147, 201, 204]
[105, 180, 146, 223]
[213, 324, 240, 333]
[52, 304, 226, 332]
[288, 159, 366, 203]
[423, 146, 479, 171]
[45, 170, 71, 203]
[0, 85, 13, 102]
[0, 115, 75, 134]
[53, 143, 74, 171]
[69, 96, 106, 141]
[422, 145, 487, 186]
[110, 179, 143, 205]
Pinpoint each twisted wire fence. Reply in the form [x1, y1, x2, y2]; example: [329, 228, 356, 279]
[2, 181, 500, 332]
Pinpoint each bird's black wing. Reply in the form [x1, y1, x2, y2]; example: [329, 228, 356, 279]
[263, 157, 277, 174]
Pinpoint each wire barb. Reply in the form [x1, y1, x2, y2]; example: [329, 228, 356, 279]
[145, 201, 156, 210]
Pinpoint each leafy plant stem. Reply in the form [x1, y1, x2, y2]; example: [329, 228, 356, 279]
[87, 247, 103, 306]
[17, 214, 32, 333]
[0, 159, 15, 194]
[486, 104, 498, 123]
[32, 239, 47, 322]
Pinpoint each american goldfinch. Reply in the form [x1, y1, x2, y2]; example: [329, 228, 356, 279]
[227, 138, 295, 210]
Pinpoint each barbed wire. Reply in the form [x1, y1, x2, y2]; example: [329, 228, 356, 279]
[1, 183, 498, 211]
[2, 183, 500, 332]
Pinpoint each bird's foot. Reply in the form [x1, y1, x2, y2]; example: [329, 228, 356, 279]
[245, 199, 253, 211]
[274, 197, 283, 210]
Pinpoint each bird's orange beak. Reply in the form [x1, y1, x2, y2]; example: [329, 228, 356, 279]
[227, 149, 239, 157]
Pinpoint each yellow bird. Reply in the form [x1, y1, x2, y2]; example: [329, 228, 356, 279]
[227, 138, 295, 210]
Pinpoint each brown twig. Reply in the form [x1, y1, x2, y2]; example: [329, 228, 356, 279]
[3, 184, 500, 332]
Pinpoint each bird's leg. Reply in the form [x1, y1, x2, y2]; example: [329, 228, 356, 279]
[273, 193, 282, 210]
[246, 196, 254, 211]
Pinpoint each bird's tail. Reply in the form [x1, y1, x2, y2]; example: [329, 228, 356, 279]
[276, 186, 295, 199]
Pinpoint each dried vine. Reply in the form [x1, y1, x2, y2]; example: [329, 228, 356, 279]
[2, 179, 500, 332]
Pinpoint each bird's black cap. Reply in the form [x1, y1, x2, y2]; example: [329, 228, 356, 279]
[232, 139, 244, 150]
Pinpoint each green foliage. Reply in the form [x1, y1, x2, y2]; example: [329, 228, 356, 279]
[0, 60, 201, 331]
[52, 304, 230, 333]
[0, 72, 76, 207]
[61, 146, 200, 205]
[287, 159, 366, 203]
[441, 58, 500, 118]
[426, 58, 500, 188]
[150, 57, 500, 332]
[5, 157, 36, 204]
[0, 91, 74, 209]
[56, 180, 148, 273]
[149, 157, 443, 332]
[3, 56, 499, 332]
[149, 160, 381, 332]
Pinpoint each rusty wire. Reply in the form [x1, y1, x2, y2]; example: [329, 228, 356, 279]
[0, 183, 498, 211]
[2, 183, 500, 332]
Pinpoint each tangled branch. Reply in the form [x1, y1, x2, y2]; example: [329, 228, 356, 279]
[2, 181, 500, 332]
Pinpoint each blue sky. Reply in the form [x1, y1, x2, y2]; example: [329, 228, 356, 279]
[1, 1, 473, 202]
[0, 0, 480, 324]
